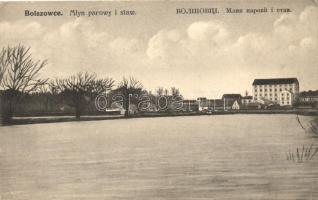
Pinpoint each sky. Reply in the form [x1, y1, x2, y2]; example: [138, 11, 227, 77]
[0, 1, 317, 98]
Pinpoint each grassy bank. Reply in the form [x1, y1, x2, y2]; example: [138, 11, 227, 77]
[4, 115, 123, 126]
[1, 108, 316, 126]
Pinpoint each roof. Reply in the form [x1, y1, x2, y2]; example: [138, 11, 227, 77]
[300, 90, 318, 97]
[183, 99, 197, 104]
[252, 78, 298, 85]
[198, 99, 225, 107]
[242, 96, 253, 99]
[222, 94, 242, 99]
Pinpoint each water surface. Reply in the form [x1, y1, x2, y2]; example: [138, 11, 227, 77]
[0, 114, 317, 200]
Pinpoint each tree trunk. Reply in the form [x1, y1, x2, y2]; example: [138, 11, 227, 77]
[1, 106, 13, 124]
[75, 107, 81, 119]
[124, 91, 129, 118]
[1, 90, 17, 125]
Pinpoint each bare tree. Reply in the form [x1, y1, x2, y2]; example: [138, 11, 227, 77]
[156, 87, 164, 96]
[116, 77, 143, 117]
[0, 46, 11, 84]
[1, 45, 48, 93]
[164, 89, 169, 96]
[0, 45, 48, 123]
[52, 72, 114, 119]
[170, 87, 180, 97]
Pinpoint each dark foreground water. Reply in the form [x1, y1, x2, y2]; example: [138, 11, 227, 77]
[0, 114, 318, 200]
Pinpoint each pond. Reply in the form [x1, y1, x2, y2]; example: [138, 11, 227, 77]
[0, 114, 317, 200]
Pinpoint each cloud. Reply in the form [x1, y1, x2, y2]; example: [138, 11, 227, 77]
[146, 29, 182, 59]
[0, 18, 146, 80]
[0, 5, 317, 98]
[144, 6, 318, 96]
[0, 21, 44, 42]
[187, 21, 229, 44]
[109, 37, 140, 55]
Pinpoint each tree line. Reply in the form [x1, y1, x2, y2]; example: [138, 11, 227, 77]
[0, 45, 183, 124]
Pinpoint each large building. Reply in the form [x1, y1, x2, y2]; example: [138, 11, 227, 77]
[252, 78, 299, 106]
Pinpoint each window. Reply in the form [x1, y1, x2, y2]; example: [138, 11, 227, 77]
[255, 89, 257, 92]
[265, 89, 267, 92]
[260, 89, 262, 92]
[282, 93, 284, 96]
[275, 89, 277, 92]
[265, 94, 267, 96]
[270, 89, 272, 92]
[270, 93, 272, 96]
[280, 89, 282, 91]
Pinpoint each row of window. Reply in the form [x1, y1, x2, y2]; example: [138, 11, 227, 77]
[255, 93, 280, 97]
[281, 93, 290, 97]
[281, 101, 291, 105]
[254, 88, 293, 92]
[254, 97, 292, 103]
[255, 93, 291, 98]
[254, 97, 278, 101]
[254, 84, 296, 89]
[254, 95, 289, 100]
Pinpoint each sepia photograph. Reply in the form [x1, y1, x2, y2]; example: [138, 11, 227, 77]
[0, 0, 318, 199]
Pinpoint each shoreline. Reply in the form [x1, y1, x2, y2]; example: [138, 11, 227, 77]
[1, 109, 317, 126]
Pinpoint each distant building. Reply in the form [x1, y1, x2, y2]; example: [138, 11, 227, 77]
[110, 102, 125, 115]
[231, 100, 241, 110]
[197, 98, 232, 111]
[222, 94, 242, 101]
[110, 102, 138, 115]
[182, 100, 198, 111]
[197, 97, 208, 111]
[241, 96, 253, 105]
[252, 78, 299, 106]
[299, 90, 318, 103]
[214, 99, 231, 111]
